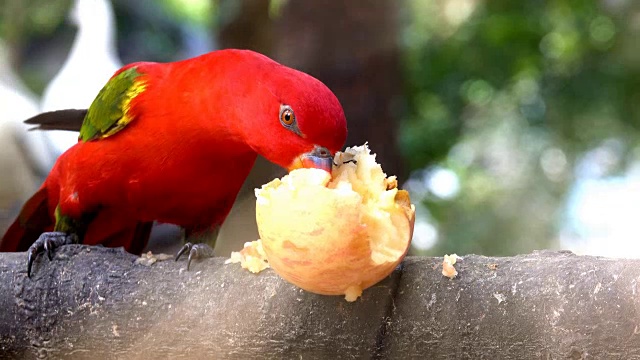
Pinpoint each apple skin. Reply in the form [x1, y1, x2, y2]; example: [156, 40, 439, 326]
[256, 169, 415, 301]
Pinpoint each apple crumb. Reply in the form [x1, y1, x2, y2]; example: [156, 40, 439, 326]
[225, 240, 270, 273]
[442, 254, 461, 279]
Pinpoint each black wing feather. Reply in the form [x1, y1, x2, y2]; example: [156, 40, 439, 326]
[24, 109, 88, 132]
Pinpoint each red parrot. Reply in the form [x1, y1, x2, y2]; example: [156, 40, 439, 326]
[0, 49, 347, 276]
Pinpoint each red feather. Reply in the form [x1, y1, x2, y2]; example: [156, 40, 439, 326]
[0, 187, 53, 252]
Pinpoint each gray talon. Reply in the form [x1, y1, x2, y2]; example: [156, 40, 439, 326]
[175, 242, 215, 270]
[26, 232, 77, 278]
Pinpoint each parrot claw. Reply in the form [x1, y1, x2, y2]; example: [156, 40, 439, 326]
[27, 232, 79, 278]
[175, 242, 215, 271]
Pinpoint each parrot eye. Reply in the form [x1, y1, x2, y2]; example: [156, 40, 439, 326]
[280, 105, 296, 126]
[279, 104, 304, 137]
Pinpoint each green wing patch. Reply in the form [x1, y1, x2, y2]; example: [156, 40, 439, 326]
[79, 67, 147, 142]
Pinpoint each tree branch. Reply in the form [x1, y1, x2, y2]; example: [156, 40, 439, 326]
[0, 246, 638, 359]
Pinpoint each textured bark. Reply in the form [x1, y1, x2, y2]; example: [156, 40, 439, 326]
[1, 247, 638, 359]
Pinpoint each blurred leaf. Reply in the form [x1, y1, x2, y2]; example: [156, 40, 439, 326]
[403, 0, 640, 256]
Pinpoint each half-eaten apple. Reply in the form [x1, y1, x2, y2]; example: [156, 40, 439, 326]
[253, 143, 415, 301]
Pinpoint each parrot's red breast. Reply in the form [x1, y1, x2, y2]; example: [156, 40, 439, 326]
[0, 49, 347, 253]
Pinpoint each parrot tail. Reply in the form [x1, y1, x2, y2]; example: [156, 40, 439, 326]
[24, 109, 87, 132]
[0, 187, 53, 252]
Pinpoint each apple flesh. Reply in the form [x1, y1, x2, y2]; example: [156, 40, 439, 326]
[255, 144, 415, 301]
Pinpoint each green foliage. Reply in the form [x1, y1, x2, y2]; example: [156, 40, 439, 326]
[157, 0, 214, 27]
[402, 0, 640, 255]
[0, 0, 70, 42]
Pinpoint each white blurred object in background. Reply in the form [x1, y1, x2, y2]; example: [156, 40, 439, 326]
[0, 41, 47, 229]
[561, 140, 640, 258]
[41, 0, 122, 158]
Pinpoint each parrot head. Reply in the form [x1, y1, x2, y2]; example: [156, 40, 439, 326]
[235, 51, 348, 174]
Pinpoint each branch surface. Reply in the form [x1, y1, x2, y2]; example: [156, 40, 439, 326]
[0, 246, 637, 359]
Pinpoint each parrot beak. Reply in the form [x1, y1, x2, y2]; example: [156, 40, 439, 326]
[288, 145, 334, 173]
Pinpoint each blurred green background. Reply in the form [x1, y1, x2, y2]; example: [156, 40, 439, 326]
[1, 0, 638, 257]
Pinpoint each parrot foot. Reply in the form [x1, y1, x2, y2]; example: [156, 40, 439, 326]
[27, 232, 79, 278]
[175, 242, 215, 271]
